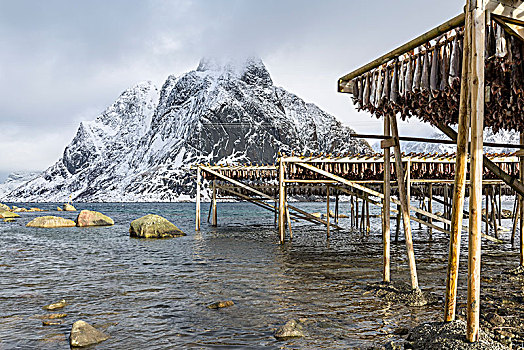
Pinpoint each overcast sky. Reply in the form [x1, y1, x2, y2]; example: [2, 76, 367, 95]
[0, 0, 464, 181]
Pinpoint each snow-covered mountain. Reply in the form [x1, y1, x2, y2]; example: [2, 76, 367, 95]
[4, 58, 371, 202]
[372, 128, 519, 154]
[0, 171, 40, 198]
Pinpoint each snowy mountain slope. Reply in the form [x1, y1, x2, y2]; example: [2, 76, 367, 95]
[0, 171, 40, 198]
[5, 58, 370, 202]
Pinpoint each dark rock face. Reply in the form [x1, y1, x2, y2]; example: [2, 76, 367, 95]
[5, 58, 371, 202]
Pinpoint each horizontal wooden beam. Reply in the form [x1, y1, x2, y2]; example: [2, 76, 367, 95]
[338, 13, 465, 91]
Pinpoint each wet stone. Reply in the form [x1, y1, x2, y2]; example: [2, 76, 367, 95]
[69, 320, 109, 347]
[43, 299, 66, 310]
[274, 319, 305, 340]
[43, 320, 62, 326]
[207, 300, 234, 309]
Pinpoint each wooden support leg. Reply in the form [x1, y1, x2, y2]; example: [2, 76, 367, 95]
[196, 166, 201, 231]
[390, 113, 419, 290]
[485, 188, 490, 234]
[383, 117, 391, 282]
[466, 2, 485, 341]
[211, 179, 217, 226]
[366, 195, 370, 234]
[395, 204, 401, 243]
[429, 183, 433, 241]
[521, 132, 524, 266]
[351, 195, 355, 227]
[326, 185, 330, 239]
[512, 196, 519, 246]
[356, 196, 360, 229]
[491, 187, 499, 239]
[278, 158, 286, 243]
[286, 204, 293, 241]
[498, 184, 502, 226]
[335, 193, 339, 224]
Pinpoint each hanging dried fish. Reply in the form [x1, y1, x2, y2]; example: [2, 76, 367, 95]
[399, 60, 405, 97]
[421, 49, 430, 95]
[448, 34, 461, 88]
[412, 54, 422, 92]
[381, 65, 390, 103]
[496, 24, 507, 58]
[363, 73, 370, 107]
[405, 55, 413, 95]
[390, 62, 399, 104]
[486, 21, 496, 58]
[375, 67, 384, 108]
[430, 45, 440, 94]
[369, 70, 377, 108]
[440, 41, 450, 91]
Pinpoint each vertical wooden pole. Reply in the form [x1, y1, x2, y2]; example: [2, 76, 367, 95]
[485, 188, 490, 234]
[428, 183, 433, 240]
[366, 195, 370, 234]
[383, 116, 392, 282]
[520, 133, 524, 266]
[211, 179, 217, 226]
[356, 196, 360, 229]
[498, 184, 502, 226]
[286, 205, 293, 241]
[278, 157, 286, 243]
[390, 113, 419, 290]
[326, 185, 331, 238]
[466, 1, 485, 342]
[491, 188, 499, 239]
[395, 204, 401, 242]
[444, 11, 471, 318]
[512, 196, 520, 246]
[196, 166, 201, 231]
[351, 195, 355, 227]
[444, 185, 450, 231]
[335, 193, 339, 224]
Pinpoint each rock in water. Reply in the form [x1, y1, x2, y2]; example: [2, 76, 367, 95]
[129, 214, 185, 238]
[207, 300, 234, 309]
[27, 216, 76, 228]
[0, 203, 10, 211]
[0, 211, 20, 219]
[76, 210, 114, 227]
[274, 320, 305, 340]
[44, 299, 67, 310]
[4, 218, 15, 222]
[57, 206, 63, 211]
[63, 203, 76, 211]
[69, 320, 109, 347]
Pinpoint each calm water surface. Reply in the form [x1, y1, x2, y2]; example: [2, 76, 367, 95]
[0, 201, 519, 349]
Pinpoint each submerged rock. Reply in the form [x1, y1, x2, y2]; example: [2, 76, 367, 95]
[76, 210, 114, 227]
[3, 218, 16, 223]
[27, 216, 76, 228]
[69, 320, 109, 347]
[0, 211, 20, 219]
[43, 299, 67, 310]
[274, 319, 305, 340]
[207, 300, 234, 309]
[63, 203, 76, 211]
[57, 206, 63, 211]
[129, 214, 185, 238]
[43, 320, 62, 326]
[0, 203, 10, 211]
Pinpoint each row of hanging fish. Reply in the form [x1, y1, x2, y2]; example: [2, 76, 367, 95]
[350, 20, 524, 133]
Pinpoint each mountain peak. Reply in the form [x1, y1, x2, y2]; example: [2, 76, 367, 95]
[196, 57, 272, 86]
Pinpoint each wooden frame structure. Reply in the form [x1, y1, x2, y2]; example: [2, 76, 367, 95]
[337, 0, 524, 342]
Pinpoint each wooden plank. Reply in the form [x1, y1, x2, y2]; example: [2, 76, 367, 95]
[202, 167, 276, 201]
[467, 2, 486, 342]
[338, 13, 465, 91]
[380, 138, 397, 149]
[287, 204, 343, 230]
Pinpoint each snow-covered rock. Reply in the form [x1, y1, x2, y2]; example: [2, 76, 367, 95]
[5, 58, 370, 202]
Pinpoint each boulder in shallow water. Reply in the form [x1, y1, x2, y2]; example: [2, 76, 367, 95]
[274, 319, 305, 340]
[0, 203, 10, 211]
[57, 206, 63, 211]
[43, 299, 67, 310]
[27, 216, 76, 228]
[129, 214, 185, 238]
[63, 203, 76, 211]
[76, 210, 114, 227]
[69, 320, 109, 347]
[0, 210, 20, 219]
[207, 300, 234, 309]
[4, 218, 15, 223]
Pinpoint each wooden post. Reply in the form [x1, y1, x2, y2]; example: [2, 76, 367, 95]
[356, 196, 360, 229]
[351, 195, 355, 227]
[395, 204, 401, 242]
[366, 195, 370, 234]
[512, 197, 520, 246]
[389, 113, 419, 290]
[326, 185, 331, 238]
[211, 179, 217, 226]
[196, 166, 201, 231]
[498, 184, 502, 226]
[444, 185, 449, 231]
[466, 1, 486, 342]
[286, 205, 293, 241]
[335, 193, 339, 224]
[521, 133, 524, 266]
[383, 116, 392, 282]
[428, 183, 433, 240]
[279, 157, 286, 243]
[485, 188, 490, 234]
[491, 187, 499, 239]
